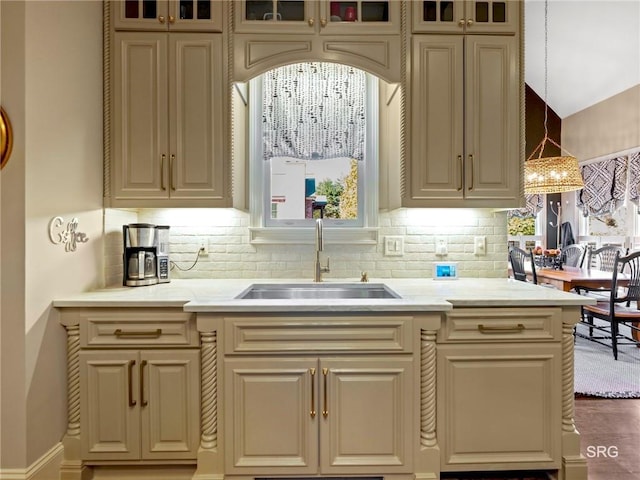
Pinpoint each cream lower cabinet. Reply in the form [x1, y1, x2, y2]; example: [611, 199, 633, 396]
[225, 356, 413, 475]
[221, 314, 417, 477]
[80, 349, 200, 461]
[437, 307, 563, 471]
[59, 308, 201, 475]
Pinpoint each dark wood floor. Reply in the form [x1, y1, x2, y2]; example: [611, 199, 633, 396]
[574, 397, 640, 480]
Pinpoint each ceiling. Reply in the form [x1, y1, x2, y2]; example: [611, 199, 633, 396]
[524, 0, 640, 119]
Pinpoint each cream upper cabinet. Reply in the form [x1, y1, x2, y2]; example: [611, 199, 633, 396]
[224, 356, 413, 475]
[412, 0, 519, 34]
[230, 0, 402, 83]
[112, 0, 223, 32]
[111, 32, 229, 207]
[406, 34, 520, 207]
[234, 0, 400, 35]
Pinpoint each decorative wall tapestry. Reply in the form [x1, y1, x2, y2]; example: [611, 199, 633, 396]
[262, 62, 366, 162]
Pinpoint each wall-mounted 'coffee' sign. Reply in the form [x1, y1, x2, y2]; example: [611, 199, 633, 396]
[48, 217, 90, 252]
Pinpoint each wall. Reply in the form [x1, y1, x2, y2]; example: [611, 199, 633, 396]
[562, 84, 640, 162]
[106, 208, 508, 285]
[1, 0, 104, 473]
[561, 84, 640, 236]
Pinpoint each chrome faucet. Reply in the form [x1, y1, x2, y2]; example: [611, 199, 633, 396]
[314, 218, 330, 282]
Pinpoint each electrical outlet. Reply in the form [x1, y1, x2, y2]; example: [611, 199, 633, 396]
[474, 236, 487, 256]
[384, 236, 404, 256]
[435, 237, 448, 256]
[199, 239, 209, 255]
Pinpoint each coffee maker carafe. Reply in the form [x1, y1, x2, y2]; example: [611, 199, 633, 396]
[123, 223, 158, 286]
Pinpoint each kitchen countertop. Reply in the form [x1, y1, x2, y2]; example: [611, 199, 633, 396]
[52, 278, 595, 312]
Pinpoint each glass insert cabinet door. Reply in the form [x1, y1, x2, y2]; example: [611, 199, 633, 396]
[412, 0, 517, 34]
[113, 0, 223, 31]
[236, 0, 399, 35]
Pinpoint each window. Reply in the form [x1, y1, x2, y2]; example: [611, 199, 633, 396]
[247, 62, 379, 244]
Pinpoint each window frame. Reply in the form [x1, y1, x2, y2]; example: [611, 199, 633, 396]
[247, 66, 379, 245]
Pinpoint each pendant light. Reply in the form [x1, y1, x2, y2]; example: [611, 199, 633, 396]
[524, 0, 584, 195]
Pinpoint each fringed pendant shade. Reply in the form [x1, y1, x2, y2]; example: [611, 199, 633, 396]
[525, 136, 584, 194]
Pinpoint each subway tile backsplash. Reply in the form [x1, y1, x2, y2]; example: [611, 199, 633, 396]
[105, 208, 508, 286]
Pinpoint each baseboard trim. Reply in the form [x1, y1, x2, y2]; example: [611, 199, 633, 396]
[0, 442, 63, 480]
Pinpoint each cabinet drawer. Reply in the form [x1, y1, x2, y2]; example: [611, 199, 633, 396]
[439, 308, 562, 343]
[77, 309, 198, 347]
[225, 316, 413, 354]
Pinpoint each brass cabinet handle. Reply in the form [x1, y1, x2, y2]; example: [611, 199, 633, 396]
[170, 154, 176, 190]
[457, 155, 463, 191]
[458, 18, 465, 27]
[468, 154, 474, 190]
[168, 15, 175, 24]
[478, 324, 525, 333]
[320, 18, 327, 27]
[308, 18, 315, 27]
[114, 328, 162, 337]
[310, 368, 316, 418]
[128, 360, 136, 407]
[467, 19, 474, 27]
[158, 15, 166, 24]
[161, 154, 166, 190]
[140, 360, 148, 407]
[322, 367, 328, 418]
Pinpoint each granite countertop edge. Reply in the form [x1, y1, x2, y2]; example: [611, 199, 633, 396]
[52, 278, 595, 311]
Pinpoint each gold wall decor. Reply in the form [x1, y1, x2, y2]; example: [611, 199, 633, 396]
[0, 107, 14, 169]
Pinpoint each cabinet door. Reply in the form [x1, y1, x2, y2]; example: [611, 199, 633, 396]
[80, 350, 141, 460]
[412, 0, 465, 33]
[113, 0, 223, 32]
[168, 34, 226, 201]
[319, 357, 413, 474]
[113, 33, 169, 201]
[235, 0, 316, 34]
[409, 36, 464, 202]
[319, 0, 401, 35]
[463, 0, 519, 34]
[437, 343, 561, 469]
[464, 35, 520, 202]
[412, 0, 517, 34]
[140, 350, 200, 459]
[224, 357, 319, 474]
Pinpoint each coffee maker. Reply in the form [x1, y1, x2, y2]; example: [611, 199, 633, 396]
[123, 223, 159, 287]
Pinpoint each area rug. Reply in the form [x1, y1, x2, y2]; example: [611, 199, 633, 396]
[574, 321, 640, 398]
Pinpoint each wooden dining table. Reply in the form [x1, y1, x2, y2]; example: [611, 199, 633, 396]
[534, 265, 623, 292]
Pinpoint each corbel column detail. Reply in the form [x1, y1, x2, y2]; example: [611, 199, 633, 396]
[420, 329, 437, 448]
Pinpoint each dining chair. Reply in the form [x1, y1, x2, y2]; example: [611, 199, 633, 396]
[579, 250, 640, 360]
[508, 246, 537, 284]
[561, 244, 586, 268]
[586, 245, 627, 272]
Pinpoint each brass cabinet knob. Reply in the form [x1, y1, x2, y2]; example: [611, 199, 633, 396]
[320, 18, 327, 27]
[158, 15, 166, 24]
[467, 19, 474, 27]
[168, 15, 175, 24]
[458, 18, 465, 27]
[308, 17, 315, 26]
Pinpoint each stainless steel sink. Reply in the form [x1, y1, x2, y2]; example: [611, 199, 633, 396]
[235, 283, 401, 300]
